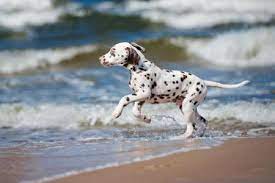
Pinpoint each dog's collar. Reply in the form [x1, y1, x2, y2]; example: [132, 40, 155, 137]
[123, 62, 149, 72]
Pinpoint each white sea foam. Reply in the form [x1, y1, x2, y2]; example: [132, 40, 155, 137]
[201, 101, 275, 124]
[0, 45, 96, 74]
[172, 27, 275, 67]
[0, 101, 274, 129]
[97, 0, 275, 29]
[0, 0, 83, 29]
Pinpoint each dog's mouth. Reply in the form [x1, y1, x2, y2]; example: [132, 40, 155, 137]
[99, 58, 112, 67]
[100, 61, 113, 67]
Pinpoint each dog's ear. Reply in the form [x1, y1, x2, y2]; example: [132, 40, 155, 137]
[126, 47, 140, 65]
[130, 42, 146, 53]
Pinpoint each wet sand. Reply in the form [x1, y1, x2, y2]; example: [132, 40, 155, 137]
[50, 137, 275, 183]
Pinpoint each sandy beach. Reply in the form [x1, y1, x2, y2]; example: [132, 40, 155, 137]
[50, 137, 275, 183]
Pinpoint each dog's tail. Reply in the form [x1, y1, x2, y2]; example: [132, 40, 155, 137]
[204, 80, 250, 89]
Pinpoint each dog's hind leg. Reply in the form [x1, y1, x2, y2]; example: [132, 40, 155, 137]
[132, 101, 151, 123]
[177, 90, 207, 138]
[179, 100, 196, 139]
[192, 111, 208, 137]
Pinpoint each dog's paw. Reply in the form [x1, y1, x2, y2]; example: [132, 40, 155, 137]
[112, 108, 122, 119]
[143, 116, 151, 123]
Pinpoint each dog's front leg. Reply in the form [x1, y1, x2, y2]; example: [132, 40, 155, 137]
[112, 91, 151, 119]
[132, 101, 151, 123]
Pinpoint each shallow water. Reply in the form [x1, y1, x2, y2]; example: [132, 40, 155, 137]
[0, 65, 274, 182]
[0, 0, 275, 182]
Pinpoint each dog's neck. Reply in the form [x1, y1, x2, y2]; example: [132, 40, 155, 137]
[123, 58, 154, 73]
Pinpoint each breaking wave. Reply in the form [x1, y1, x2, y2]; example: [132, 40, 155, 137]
[95, 0, 275, 29]
[171, 26, 275, 67]
[1, 25, 274, 75]
[0, 101, 274, 131]
[0, 45, 97, 74]
[0, 0, 83, 30]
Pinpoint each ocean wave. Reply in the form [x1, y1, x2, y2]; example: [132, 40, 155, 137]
[2, 26, 273, 75]
[96, 0, 275, 29]
[0, 0, 83, 30]
[0, 101, 274, 129]
[0, 45, 97, 74]
[171, 27, 275, 67]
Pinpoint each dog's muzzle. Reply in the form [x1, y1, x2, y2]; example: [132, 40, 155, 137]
[99, 56, 109, 67]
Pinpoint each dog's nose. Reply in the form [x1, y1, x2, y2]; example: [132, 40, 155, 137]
[99, 55, 107, 65]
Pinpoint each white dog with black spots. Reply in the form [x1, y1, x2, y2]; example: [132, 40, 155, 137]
[99, 42, 249, 138]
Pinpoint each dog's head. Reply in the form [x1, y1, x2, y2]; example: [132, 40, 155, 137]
[99, 42, 145, 67]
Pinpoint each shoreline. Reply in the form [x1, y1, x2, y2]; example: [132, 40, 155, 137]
[49, 137, 275, 183]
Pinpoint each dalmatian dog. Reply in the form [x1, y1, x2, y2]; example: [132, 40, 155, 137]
[99, 42, 249, 138]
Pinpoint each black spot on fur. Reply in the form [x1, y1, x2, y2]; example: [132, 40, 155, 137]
[200, 116, 207, 123]
[196, 88, 200, 92]
[192, 123, 197, 130]
[176, 87, 179, 90]
[181, 76, 187, 82]
[197, 82, 200, 85]
[126, 97, 130, 101]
